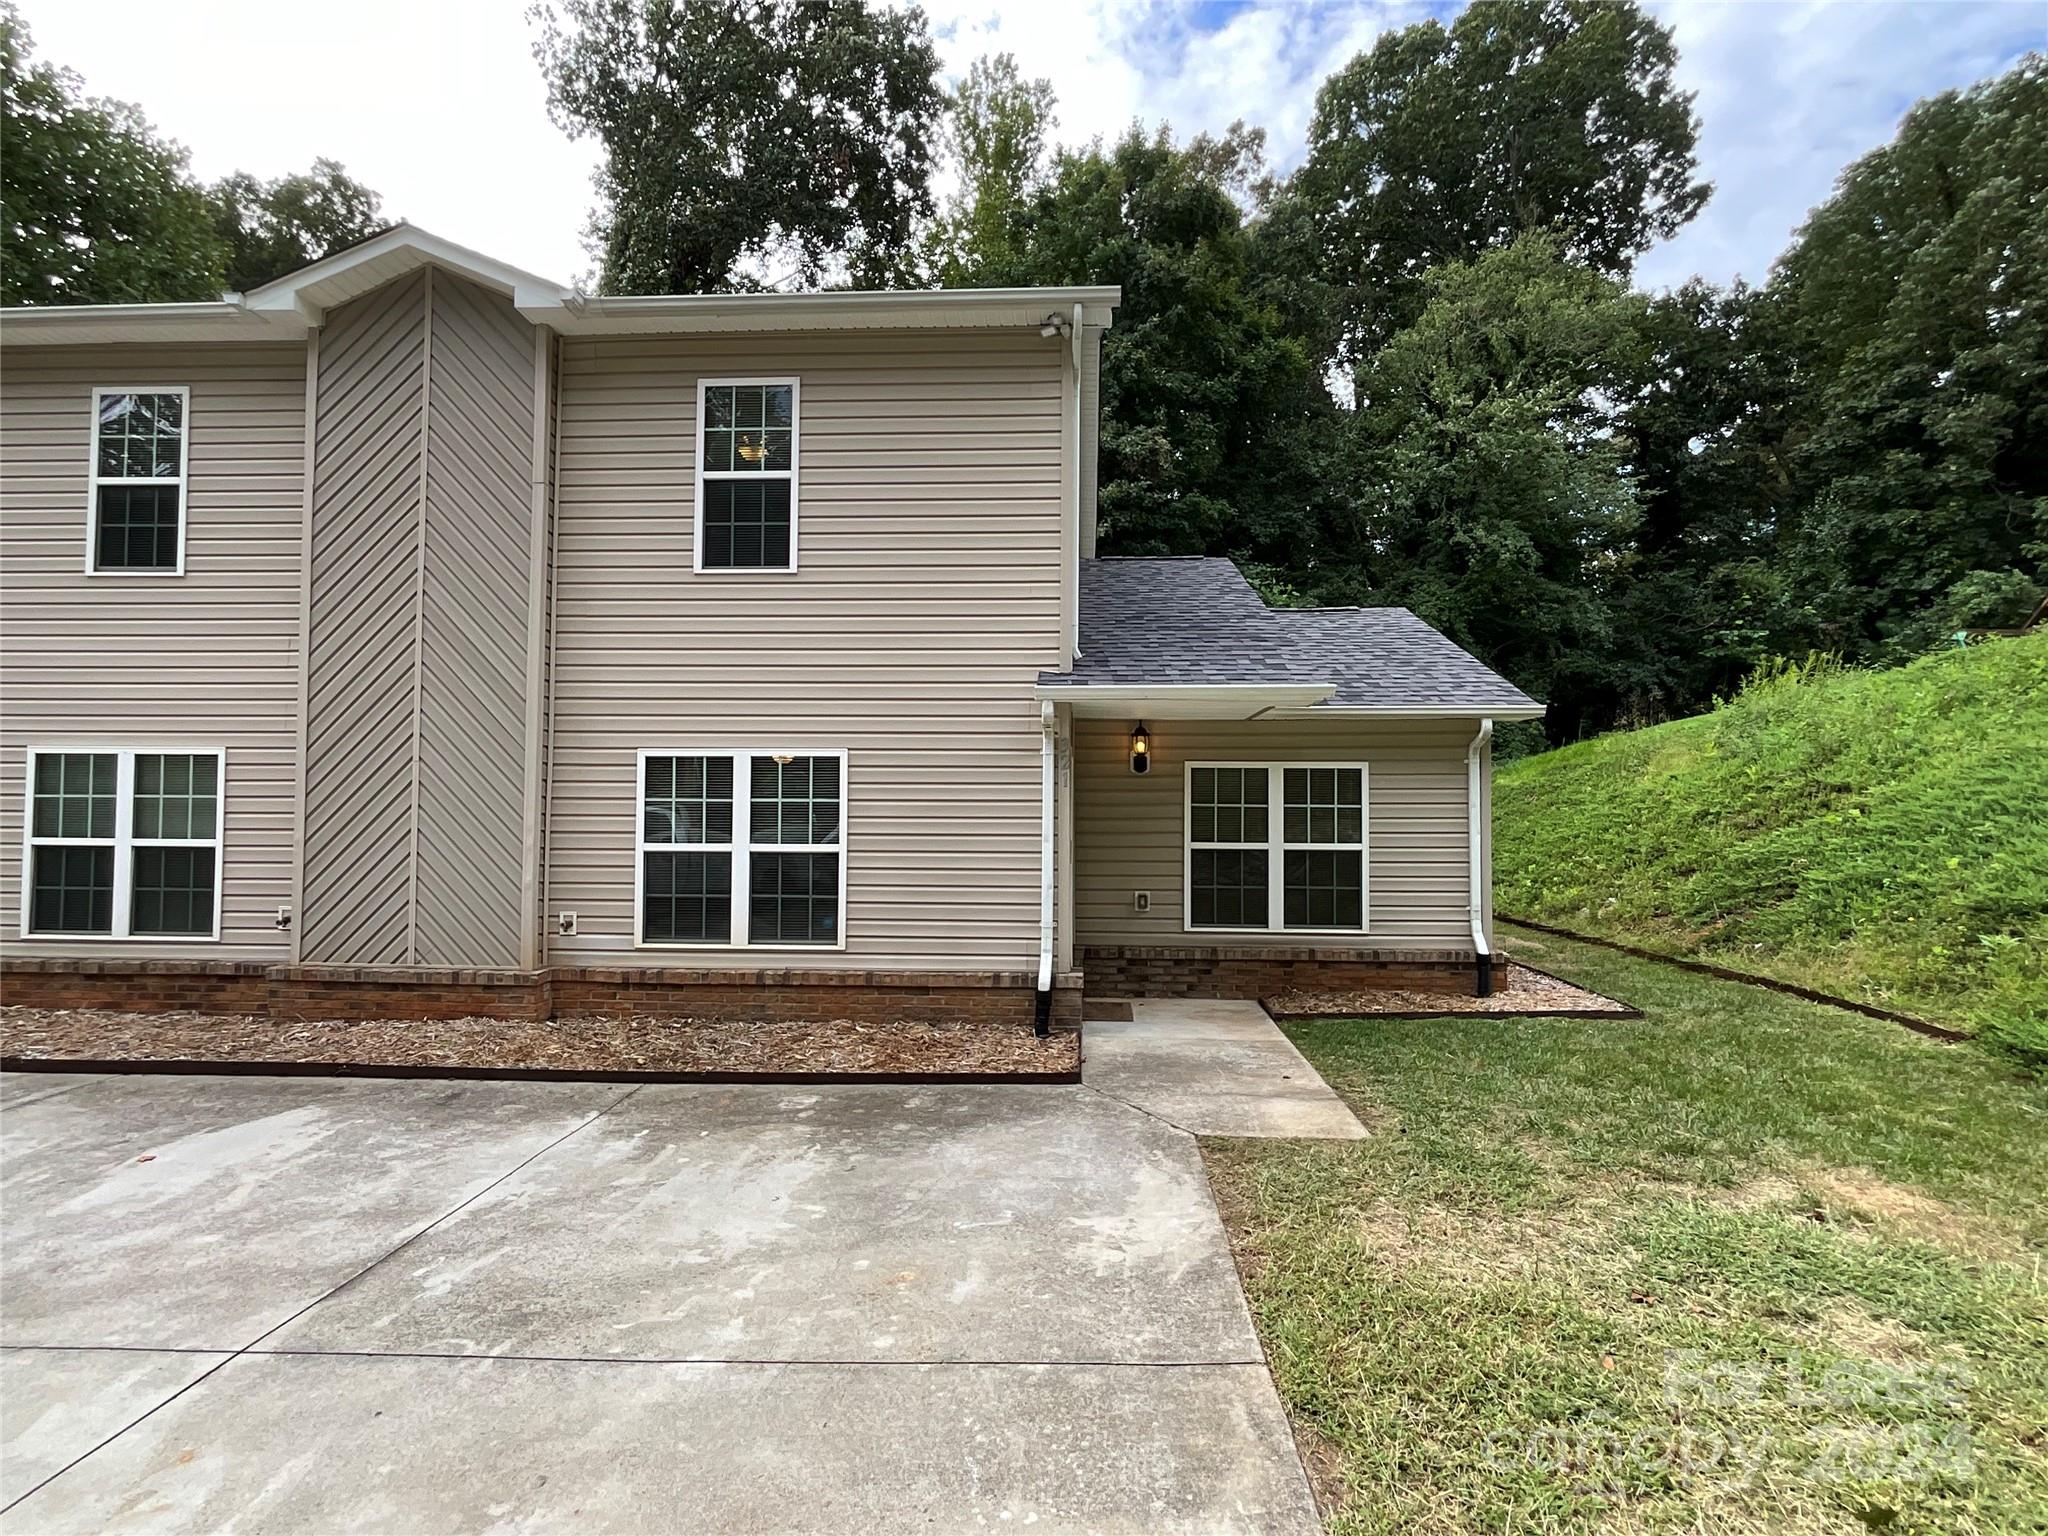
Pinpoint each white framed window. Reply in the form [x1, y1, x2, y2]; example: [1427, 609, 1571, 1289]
[20, 747, 226, 941]
[1185, 762, 1368, 935]
[635, 749, 845, 948]
[87, 387, 190, 574]
[694, 378, 799, 572]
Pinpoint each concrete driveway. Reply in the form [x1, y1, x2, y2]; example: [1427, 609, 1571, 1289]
[0, 1059, 1325, 1533]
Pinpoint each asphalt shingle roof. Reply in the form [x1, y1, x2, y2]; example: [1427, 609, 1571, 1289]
[1038, 557, 1541, 712]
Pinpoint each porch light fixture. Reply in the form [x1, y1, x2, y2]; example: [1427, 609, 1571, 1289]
[1129, 721, 1152, 775]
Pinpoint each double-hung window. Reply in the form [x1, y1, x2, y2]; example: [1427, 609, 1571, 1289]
[695, 379, 798, 572]
[638, 750, 844, 947]
[1186, 762, 1368, 934]
[21, 748, 225, 939]
[89, 388, 189, 573]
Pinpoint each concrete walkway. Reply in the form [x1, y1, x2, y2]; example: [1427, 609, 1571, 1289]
[1084, 999, 1369, 1139]
[0, 1069, 1322, 1534]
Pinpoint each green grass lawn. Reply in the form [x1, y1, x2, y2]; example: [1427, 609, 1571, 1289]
[1493, 634, 2048, 1063]
[1205, 929, 2048, 1536]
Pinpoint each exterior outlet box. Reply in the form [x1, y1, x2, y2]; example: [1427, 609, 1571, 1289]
[557, 911, 578, 936]
[1132, 890, 1151, 913]
[275, 906, 292, 931]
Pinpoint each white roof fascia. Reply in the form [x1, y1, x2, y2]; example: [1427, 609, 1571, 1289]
[1265, 704, 1550, 721]
[556, 286, 1122, 335]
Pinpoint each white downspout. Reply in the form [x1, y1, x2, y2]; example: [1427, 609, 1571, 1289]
[1467, 717, 1495, 997]
[1036, 700, 1057, 1033]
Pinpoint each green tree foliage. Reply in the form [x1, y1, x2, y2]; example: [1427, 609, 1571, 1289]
[1292, 0, 1707, 365]
[1341, 235, 1648, 724]
[1005, 124, 1328, 561]
[924, 53, 1055, 287]
[209, 159, 384, 292]
[0, 5, 225, 304]
[532, 0, 944, 293]
[1767, 57, 2048, 657]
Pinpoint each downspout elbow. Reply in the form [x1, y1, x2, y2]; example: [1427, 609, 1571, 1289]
[1467, 718, 1495, 998]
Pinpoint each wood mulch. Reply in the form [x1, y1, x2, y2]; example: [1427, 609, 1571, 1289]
[1264, 962, 1635, 1020]
[0, 1007, 1080, 1079]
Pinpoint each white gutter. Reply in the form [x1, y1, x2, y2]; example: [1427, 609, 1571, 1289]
[1037, 701, 1057, 1028]
[1467, 718, 1495, 995]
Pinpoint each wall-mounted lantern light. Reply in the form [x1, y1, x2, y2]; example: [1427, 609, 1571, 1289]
[1129, 721, 1152, 775]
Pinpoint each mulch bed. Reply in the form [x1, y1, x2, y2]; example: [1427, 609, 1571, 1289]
[1263, 962, 1637, 1021]
[0, 1007, 1081, 1084]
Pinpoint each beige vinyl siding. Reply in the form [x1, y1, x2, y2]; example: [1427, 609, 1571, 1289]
[1073, 717, 1480, 952]
[298, 271, 541, 968]
[547, 328, 1066, 970]
[0, 342, 306, 959]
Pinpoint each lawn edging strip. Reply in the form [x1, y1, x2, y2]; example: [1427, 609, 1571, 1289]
[1498, 915, 1968, 1043]
[0, 1054, 1082, 1086]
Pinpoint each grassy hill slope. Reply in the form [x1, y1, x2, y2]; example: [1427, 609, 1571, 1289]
[1495, 634, 2048, 1061]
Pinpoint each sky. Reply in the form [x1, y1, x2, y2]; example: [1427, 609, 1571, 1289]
[15, 0, 2042, 294]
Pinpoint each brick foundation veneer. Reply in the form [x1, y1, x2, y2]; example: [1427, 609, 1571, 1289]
[1079, 944, 1477, 1000]
[0, 958, 1084, 1029]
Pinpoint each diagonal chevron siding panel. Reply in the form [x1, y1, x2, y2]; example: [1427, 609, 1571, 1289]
[300, 270, 545, 967]
[301, 273, 428, 965]
[416, 275, 537, 967]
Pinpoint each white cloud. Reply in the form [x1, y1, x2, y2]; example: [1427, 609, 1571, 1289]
[1637, 0, 2039, 290]
[13, 0, 2038, 297]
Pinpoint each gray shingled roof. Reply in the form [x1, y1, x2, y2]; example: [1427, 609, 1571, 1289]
[1038, 557, 1541, 712]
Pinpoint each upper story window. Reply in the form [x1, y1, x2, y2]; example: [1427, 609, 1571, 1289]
[637, 749, 844, 948]
[22, 747, 224, 940]
[695, 379, 798, 572]
[89, 388, 189, 574]
[1186, 762, 1368, 935]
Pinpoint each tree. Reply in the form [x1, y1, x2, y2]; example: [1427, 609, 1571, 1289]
[1007, 124, 1329, 563]
[1767, 55, 2048, 657]
[1343, 235, 1650, 730]
[1, 4, 225, 304]
[210, 159, 384, 292]
[1291, 0, 1707, 366]
[924, 53, 1055, 287]
[531, 0, 945, 294]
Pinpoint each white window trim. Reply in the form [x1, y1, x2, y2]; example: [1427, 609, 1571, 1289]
[19, 745, 227, 942]
[692, 377, 801, 575]
[633, 747, 848, 951]
[1183, 760, 1370, 936]
[85, 386, 191, 577]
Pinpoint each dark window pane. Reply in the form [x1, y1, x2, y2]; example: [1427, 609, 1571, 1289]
[134, 753, 217, 841]
[97, 391, 183, 481]
[1283, 767, 1364, 846]
[748, 852, 839, 944]
[748, 755, 839, 845]
[95, 484, 181, 570]
[701, 479, 793, 569]
[1283, 850, 1363, 930]
[1189, 848, 1268, 929]
[131, 847, 216, 936]
[30, 846, 113, 934]
[643, 851, 733, 943]
[644, 755, 733, 845]
[1190, 765, 1267, 845]
[33, 753, 116, 838]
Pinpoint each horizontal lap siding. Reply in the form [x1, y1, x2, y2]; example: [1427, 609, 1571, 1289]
[1073, 717, 1478, 950]
[547, 329, 1066, 971]
[0, 343, 306, 960]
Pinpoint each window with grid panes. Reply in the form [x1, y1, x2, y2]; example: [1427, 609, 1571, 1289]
[91, 390, 187, 572]
[1185, 762, 1368, 933]
[639, 751, 843, 946]
[23, 748, 223, 938]
[697, 382, 796, 570]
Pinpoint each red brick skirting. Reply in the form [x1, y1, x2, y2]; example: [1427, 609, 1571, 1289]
[1079, 944, 1476, 1000]
[0, 958, 1085, 1029]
